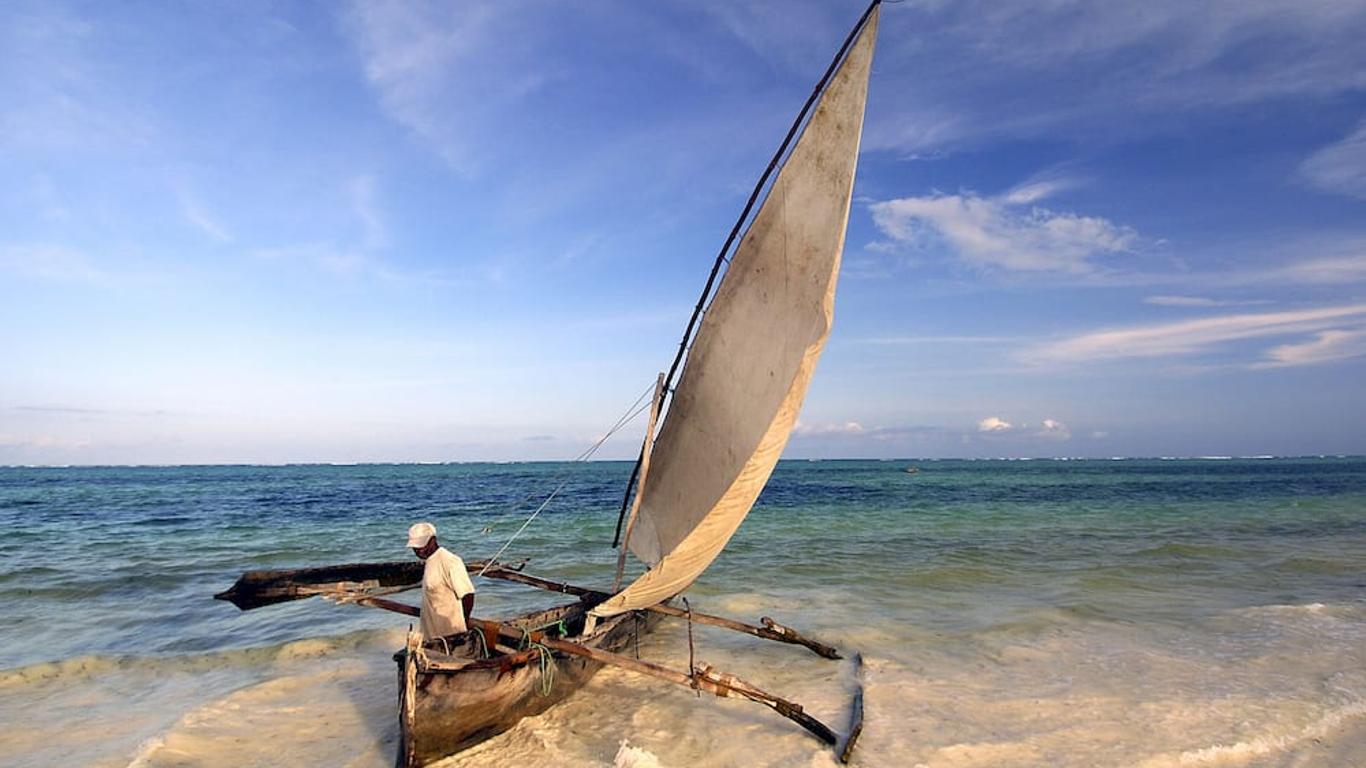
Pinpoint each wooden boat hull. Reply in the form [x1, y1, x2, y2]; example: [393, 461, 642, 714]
[395, 601, 661, 767]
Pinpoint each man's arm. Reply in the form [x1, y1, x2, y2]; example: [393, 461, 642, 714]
[461, 592, 475, 622]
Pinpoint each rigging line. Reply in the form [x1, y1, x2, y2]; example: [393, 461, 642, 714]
[612, 0, 885, 546]
[479, 390, 656, 577]
[485, 378, 655, 532]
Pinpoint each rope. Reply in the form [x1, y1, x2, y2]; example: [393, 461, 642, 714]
[470, 626, 490, 659]
[516, 627, 559, 697]
[684, 596, 700, 698]
[529, 618, 568, 637]
[477, 380, 656, 577]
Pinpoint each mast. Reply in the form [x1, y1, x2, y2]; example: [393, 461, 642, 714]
[613, 373, 665, 592]
[612, 0, 885, 547]
[593, 3, 880, 618]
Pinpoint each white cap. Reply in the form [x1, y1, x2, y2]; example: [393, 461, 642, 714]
[407, 522, 436, 548]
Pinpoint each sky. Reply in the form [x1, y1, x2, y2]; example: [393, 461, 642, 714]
[3, 0, 1366, 464]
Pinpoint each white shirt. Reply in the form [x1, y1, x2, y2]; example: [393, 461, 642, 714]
[419, 547, 476, 640]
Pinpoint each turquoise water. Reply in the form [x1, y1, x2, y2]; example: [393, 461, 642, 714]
[2, 458, 1364, 767]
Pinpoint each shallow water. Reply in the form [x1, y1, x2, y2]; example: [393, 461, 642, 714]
[2, 458, 1364, 767]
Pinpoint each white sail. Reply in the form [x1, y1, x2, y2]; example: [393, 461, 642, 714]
[592, 9, 879, 619]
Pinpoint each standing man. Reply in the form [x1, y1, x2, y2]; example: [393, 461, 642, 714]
[407, 522, 476, 640]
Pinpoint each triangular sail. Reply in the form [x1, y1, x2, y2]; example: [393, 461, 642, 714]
[592, 9, 879, 619]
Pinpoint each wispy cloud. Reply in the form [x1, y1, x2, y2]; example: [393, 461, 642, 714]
[11, 405, 107, 415]
[247, 241, 501, 288]
[349, 176, 387, 250]
[1254, 329, 1366, 369]
[870, 187, 1137, 273]
[32, 175, 70, 221]
[0, 4, 156, 154]
[178, 191, 231, 243]
[0, 244, 107, 284]
[1001, 175, 1081, 205]
[856, 335, 1020, 345]
[1269, 253, 1366, 285]
[1300, 120, 1366, 200]
[863, 0, 1366, 153]
[341, 1, 547, 175]
[1031, 304, 1366, 365]
[1144, 295, 1271, 308]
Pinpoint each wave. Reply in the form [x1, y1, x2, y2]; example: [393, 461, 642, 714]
[0, 627, 404, 689]
[1142, 700, 1366, 767]
[1131, 541, 1245, 559]
[1229, 601, 1366, 623]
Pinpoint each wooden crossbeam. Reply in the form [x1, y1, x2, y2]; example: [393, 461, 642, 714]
[476, 567, 842, 659]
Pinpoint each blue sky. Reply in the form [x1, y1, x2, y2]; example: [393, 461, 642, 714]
[3, 0, 1365, 464]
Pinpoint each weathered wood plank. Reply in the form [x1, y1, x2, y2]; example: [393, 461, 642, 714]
[839, 652, 865, 763]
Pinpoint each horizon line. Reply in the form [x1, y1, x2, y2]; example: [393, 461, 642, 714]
[2, 454, 1363, 470]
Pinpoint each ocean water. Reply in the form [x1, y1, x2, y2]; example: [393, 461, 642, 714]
[1, 458, 1364, 767]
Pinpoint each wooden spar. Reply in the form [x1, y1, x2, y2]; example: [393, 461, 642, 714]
[839, 653, 865, 764]
[478, 566, 842, 660]
[358, 595, 420, 617]
[649, 606, 840, 660]
[213, 559, 521, 611]
[613, 373, 665, 592]
[475, 616, 838, 748]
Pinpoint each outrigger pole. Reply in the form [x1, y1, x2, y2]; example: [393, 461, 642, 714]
[477, 565, 842, 660]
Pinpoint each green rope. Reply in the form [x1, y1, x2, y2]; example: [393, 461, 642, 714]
[529, 619, 568, 638]
[517, 626, 559, 697]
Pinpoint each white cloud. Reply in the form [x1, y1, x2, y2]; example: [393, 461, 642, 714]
[1037, 419, 1071, 440]
[1030, 303, 1366, 364]
[1300, 120, 1366, 199]
[793, 420, 865, 437]
[977, 416, 1015, 433]
[1254, 329, 1366, 369]
[870, 190, 1136, 273]
[1144, 295, 1270, 308]
[975, 416, 1073, 440]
